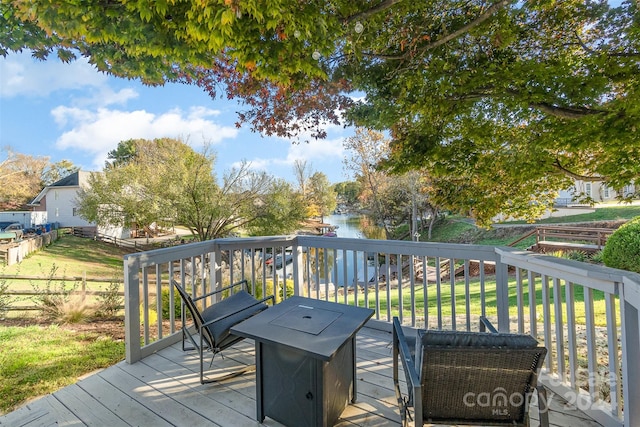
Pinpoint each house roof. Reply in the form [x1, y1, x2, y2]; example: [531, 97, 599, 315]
[28, 170, 92, 205]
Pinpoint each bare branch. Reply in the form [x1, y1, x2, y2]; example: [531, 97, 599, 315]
[552, 159, 601, 182]
[344, 0, 404, 24]
[531, 102, 609, 119]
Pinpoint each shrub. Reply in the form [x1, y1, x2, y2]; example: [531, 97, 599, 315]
[602, 217, 640, 273]
[58, 296, 91, 323]
[0, 277, 11, 319]
[95, 280, 123, 318]
[590, 250, 605, 265]
[161, 287, 182, 320]
[30, 264, 80, 320]
[565, 250, 588, 262]
[252, 278, 294, 304]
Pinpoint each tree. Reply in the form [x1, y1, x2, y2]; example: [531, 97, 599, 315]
[42, 160, 78, 185]
[3, 1, 639, 224]
[343, 129, 398, 238]
[0, 147, 53, 209]
[293, 159, 312, 197]
[76, 138, 304, 240]
[307, 172, 337, 222]
[246, 179, 306, 236]
[334, 181, 361, 207]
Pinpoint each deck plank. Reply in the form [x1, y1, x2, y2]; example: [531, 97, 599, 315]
[0, 326, 604, 427]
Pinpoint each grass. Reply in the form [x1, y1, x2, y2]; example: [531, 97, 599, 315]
[510, 204, 640, 225]
[349, 277, 609, 328]
[0, 325, 124, 415]
[1, 233, 128, 278]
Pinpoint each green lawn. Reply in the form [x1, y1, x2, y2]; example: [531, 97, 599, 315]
[349, 277, 610, 328]
[0, 325, 124, 415]
[2, 233, 128, 278]
[513, 205, 640, 225]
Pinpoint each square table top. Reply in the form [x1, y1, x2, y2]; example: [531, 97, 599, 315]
[231, 296, 374, 361]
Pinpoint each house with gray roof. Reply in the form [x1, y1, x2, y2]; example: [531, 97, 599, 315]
[28, 170, 96, 229]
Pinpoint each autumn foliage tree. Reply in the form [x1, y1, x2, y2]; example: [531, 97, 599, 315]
[0, 147, 77, 210]
[3, 0, 640, 224]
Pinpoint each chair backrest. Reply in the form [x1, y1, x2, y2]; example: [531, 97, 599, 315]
[417, 329, 546, 425]
[172, 281, 215, 348]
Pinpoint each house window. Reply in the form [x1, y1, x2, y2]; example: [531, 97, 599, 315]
[55, 190, 59, 200]
[604, 186, 610, 199]
[55, 208, 59, 217]
[585, 182, 592, 197]
[72, 207, 78, 216]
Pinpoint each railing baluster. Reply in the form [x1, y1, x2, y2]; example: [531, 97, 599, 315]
[516, 267, 524, 334]
[464, 260, 471, 331]
[449, 258, 456, 331]
[528, 271, 537, 339]
[541, 274, 552, 371]
[565, 281, 577, 389]
[584, 287, 598, 400]
[435, 257, 442, 330]
[553, 277, 566, 380]
[605, 293, 622, 417]
[155, 264, 162, 340]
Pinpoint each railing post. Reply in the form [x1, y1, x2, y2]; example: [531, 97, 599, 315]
[123, 254, 141, 364]
[495, 255, 510, 332]
[620, 277, 640, 427]
[292, 242, 304, 297]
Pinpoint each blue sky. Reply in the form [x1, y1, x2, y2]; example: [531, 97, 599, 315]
[0, 51, 354, 184]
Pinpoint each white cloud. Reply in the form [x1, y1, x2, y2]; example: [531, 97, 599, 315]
[235, 136, 347, 182]
[51, 106, 239, 169]
[0, 51, 107, 98]
[286, 137, 346, 162]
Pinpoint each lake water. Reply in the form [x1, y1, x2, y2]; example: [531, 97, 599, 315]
[321, 214, 384, 287]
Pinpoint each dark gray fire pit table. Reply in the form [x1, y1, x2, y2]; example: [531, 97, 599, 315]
[231, 295, 374, 427]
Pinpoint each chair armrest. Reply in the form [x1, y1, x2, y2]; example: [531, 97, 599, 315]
[479, 316, 499, 334]
[193, 279, 249, 302]
[393, 318, 420, 388]
[393, 317, 421, 426]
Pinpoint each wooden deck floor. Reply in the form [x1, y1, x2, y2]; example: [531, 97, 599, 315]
[1, 327, 603, 427]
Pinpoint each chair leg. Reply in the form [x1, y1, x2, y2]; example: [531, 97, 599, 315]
[201, 364, 256, 384]
[537, 385, 550, 427]
[198, 333, 256, 384]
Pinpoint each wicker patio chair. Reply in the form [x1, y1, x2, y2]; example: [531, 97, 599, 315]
[393, 316, 549, 426]
[173, 279, 273, 384]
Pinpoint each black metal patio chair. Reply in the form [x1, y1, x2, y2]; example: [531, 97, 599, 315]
[393, 316, 549, 427]
[173, 279, 273, 384]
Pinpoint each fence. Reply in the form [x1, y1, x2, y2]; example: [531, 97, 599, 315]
[1, 275, 123, 312]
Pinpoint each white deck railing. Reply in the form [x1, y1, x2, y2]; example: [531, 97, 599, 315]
[124, 236, 640, 427]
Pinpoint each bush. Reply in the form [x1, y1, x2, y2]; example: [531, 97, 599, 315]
[0, 277, 11, 319]
[95, 280, 123, 318]
[590, 250, 605, 265]
[602, 217, 640, 273]
[251, 278, 294, 304]
[161, 287, 182, 320]
[30, 264, 80, 320]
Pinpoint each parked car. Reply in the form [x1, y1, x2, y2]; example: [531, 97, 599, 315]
[0, 222, 24, 241]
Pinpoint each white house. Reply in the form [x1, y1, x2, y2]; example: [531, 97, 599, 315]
[28, 171, 96, 229]
[558, 180, 637, 205]
[28, 170, 132, 239]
